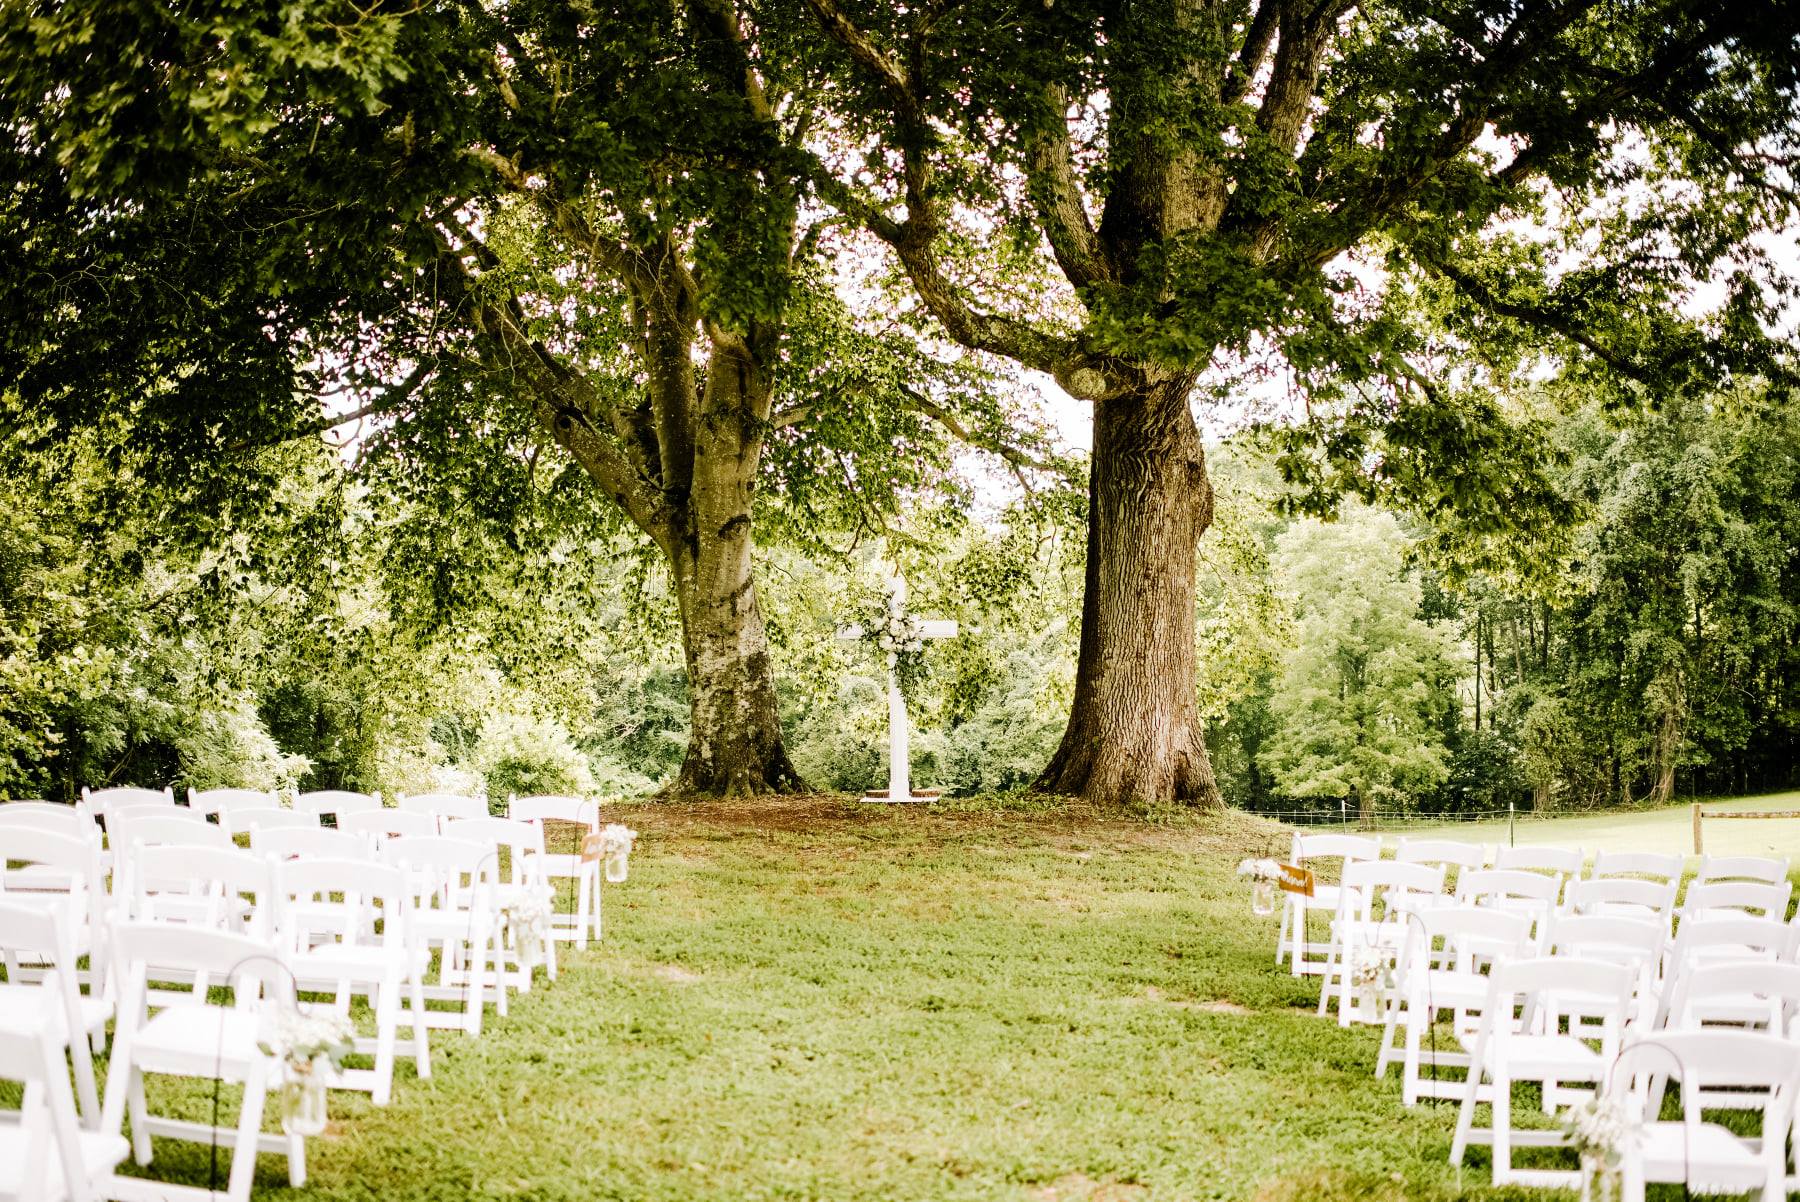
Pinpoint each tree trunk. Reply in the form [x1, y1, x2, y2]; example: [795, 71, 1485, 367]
[665, 505, 801, 797]
[1035, 377, 1222, 807]
[662, 349, 803, 798]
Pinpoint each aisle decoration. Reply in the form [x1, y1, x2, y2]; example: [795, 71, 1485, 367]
[260, 1008, 356, 1136]
[1237, 857, 1282, 915]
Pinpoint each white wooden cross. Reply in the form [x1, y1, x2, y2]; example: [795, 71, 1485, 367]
[837, 575, 958, 803]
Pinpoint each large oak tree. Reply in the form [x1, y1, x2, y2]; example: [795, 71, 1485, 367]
[805, 0, 1800, 805]
[0, 0, 1055, 796]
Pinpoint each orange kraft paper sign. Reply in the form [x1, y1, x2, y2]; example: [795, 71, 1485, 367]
[1276, 863, 1315, 897]
[581, 832, 603, 864]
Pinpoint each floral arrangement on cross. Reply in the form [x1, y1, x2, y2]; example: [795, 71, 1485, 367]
[849, 589, 931, 706]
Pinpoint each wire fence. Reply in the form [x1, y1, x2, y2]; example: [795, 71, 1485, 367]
[1245, 802, 1545, 838]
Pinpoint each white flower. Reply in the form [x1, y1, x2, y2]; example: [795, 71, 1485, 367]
[260, 1008, 356, 1074]
[1236, 858, 1281, 882]
[1563, 1096, 1638, 1169]
[598, 823, 637, 857]
[1347, 942, 1391, 991]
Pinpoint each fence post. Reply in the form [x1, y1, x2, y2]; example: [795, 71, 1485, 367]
[1508, 799, 1515, 849]
[1692, 802, 1703, 856]
[1341, 795, 1348, 831]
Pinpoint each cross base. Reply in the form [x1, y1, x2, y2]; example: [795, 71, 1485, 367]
[861, 789, 941, 805]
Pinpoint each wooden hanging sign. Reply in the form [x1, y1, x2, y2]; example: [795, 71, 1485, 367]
[1276, 863, 1315, 897]
[581, 832, 603, 864]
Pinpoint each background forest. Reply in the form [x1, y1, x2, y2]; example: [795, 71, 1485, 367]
[5, 383, 1794, 816]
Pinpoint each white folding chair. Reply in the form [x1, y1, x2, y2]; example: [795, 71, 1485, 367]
[1317, 860, 1444, 1026]
[0, 805, 102, 894]
[237, 806, 320, 833]
[187, 787, 279, 837]
[0, 980, 127, 1202]
[1395, 837, 1486, 877]
[1589, 849, 1683, 885]
[508, 794, 604, 947]
[1663, 960, 1800, 1039]
[398, 792, 488, 821]
[0, 827, 109, 996]
[293, 789, 383, 826]
[101, 923, 307, 1202]
[1459, 868, 1562, 947]
[81, 786, 175, 827]
[277, 859, 430, 1105]
[1661, 915, 1791, 1007]
[250, 825, 375, 862]
[126, 845, 280, 939]
[1683, 880, 1792, 923]
[444, 816, 558, 988]
[1376, 905, 1531, 1106]
[0, 801, 98, 841]
[1276, 832, 1382, 976]
[1564, 877, 1678, 926]
[1450, 956, 1635, 1188]
[1493, 845, 1583, 904]
[1608, 1031, 1800, 1202]
[0, 900, 109, 1126]
[1696, 854, 1790, 886]
[342, 808, 441, 844]
[386, 836, 505, 1035]
[1543, 913, 1664, 1028]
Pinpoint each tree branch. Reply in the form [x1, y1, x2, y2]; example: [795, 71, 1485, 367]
[1022, 84, 1109, 291]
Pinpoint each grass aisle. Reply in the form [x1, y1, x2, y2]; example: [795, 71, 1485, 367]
[143, 800, 1550, 1201]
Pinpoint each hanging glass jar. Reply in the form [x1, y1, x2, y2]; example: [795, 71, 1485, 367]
[279, 1058, 329, 1136]
[1251, 877, 1276, 915]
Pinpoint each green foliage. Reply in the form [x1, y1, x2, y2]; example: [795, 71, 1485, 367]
[174, 697, 311, 794]
[470, 708, 596, 813]
[1263, 506, 1463, 812]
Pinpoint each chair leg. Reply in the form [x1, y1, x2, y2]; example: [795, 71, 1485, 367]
[68, 1029, 101, 1126]
[1491, 1070, 1513, 1184]
[410, 972, 432, 1080]
[372, 984, 397, 1106]
[288, 1127, 308, 1188]
[228, 1063, 268, 1202]
[127, 1068, 152, 1165]
[1450, 1031, 1490, 1167]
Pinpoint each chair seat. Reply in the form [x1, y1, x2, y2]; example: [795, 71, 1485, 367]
[1638, 1120, 1769, 1186]
[293, 944, 430, 979]
[1411, 969, 1492, 1009]
[1476, 1033, 1605, 1078]
[0, 983, 110, 1036]
[133, 1004, 266, 1077]
[539, 852, 597, 878]
[0, 1122, 129, 1195]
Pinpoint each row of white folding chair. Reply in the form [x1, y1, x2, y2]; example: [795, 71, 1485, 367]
[1378, 908, 1667, 1105]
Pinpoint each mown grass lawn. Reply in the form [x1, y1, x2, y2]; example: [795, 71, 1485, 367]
[119, 799, 1572, 1201]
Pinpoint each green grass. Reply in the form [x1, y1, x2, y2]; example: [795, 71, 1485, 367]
[45, 798, 1691, 1200]
[1407, 790, 1800, 862]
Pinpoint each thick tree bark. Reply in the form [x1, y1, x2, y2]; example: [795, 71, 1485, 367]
[1035, 377, 1223, 807]
[662, 345, 803, 797]
[668, 530, 800, 796]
